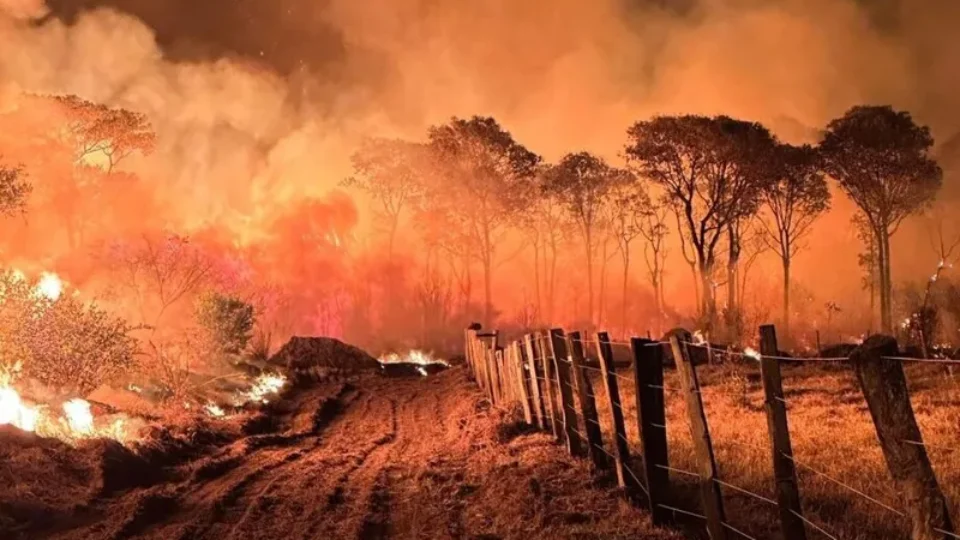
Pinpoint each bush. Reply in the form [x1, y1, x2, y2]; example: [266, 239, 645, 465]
[0, 271, 137, 396]
[195, 292, 255, 355]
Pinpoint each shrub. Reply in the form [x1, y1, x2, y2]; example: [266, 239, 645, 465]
[0, 271, 137, 396]
[195, 292, 255, 355]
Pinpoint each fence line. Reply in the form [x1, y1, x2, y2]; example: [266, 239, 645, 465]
[463, 325, 958, 540]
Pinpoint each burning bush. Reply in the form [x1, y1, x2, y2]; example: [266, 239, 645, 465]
[0, 271, 137, 396]
[195, 292, 255, 355]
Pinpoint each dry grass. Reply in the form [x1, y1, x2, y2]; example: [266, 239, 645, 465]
[581, 344, 960, 540]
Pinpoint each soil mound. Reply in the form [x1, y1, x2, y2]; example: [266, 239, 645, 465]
[268, 337, 379, 381]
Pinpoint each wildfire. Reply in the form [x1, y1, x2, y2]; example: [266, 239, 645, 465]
[378, 350, 449, 367]
[35, 272, 63, 301]
[692, 330, 707, 345]
[63, 398, 93, 434]
[743, 347, 762, 361]
[234, 373, 287, 406]
[0, 383, 129, 444]
[205, 402, 226, 417]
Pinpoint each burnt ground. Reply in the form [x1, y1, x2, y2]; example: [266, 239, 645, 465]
[13, 367, 678, 540]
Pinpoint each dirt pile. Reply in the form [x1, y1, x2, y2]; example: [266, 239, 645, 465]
[268, 336, 380, 382]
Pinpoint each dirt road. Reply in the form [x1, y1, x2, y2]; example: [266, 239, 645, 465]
[39, 368, 675, 540]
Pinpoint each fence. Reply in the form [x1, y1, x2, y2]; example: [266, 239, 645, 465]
[463, 325, 958, 540]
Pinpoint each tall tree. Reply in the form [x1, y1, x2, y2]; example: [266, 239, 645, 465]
[543, 152, 624, 325]
[625, 115, 775, 326]
[345, 137, 426, 259]
[425, 116, 540, 327]
[820, 106, 942, 332]
[606, 174, 647, 335]
[639, 200, 669, 334]
[758, 143, 830, 339]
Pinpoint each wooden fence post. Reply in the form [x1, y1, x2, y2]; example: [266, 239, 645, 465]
[549, 328, 582, 456]
[513, 343, 534, 424]
[487, 346, 500, 404]
[568, 332, 608, 470]
[759, 325, 807, 540]
[538, 331, 561, 439]
[524, 334, 546, 429]
[669, 331, 727, 540]
[464, 329, 476, 381]
[852, 335, 956, 540]
[596, 332, 642, 498]
[632, 338, 671, 525]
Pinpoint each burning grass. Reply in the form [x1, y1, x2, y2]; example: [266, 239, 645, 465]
[588, 349, 960, 540]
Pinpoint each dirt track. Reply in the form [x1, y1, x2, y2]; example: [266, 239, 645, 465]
[36, 367, 675, 540]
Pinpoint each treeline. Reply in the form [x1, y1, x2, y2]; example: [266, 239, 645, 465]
[348, 106, 944, 347]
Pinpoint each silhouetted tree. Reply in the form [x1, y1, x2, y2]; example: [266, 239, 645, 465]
[639, 199, 669, 334]
[426, 116, 540, 327]
[543, 152, 626, 325]
[758, 143, 830, 338]
[345, 137, 426, 258]
[606, 175, 647, 335]
[820, 106, 942, 332]
[625, 115, 775, 326]
[52, 95, 156, 172]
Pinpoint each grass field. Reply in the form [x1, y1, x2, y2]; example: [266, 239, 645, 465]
[581, 344, 960, 540]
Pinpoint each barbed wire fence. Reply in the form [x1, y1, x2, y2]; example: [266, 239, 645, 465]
[464, 325, 959, 540]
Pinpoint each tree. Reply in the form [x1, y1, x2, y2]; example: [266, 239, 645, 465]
[639, 199, 669, 334]
[344, 137, 426, 259]
[0, 163, 30, 217]
[543, 152, 626, 325]
[758, 143, 830, 339]
[606, 174, 648, 335]
[820, 105, 942, 332]
[516, 169, 570, 325]
[195, 292, 256, 355]
[52, 95, 156, 173]
[625, 115, 776, 326]
[425, 116, 540, 327]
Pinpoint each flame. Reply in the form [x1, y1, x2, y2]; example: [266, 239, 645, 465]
[235, 373, 286, 405]
[0, 381, 129, 443]
[416, 366, 428, 377]
[0, 385, 39, 431]
[63, 398, 93, 435]
[205, 402, 226, 417]
[743, 347, 762, 361]
[692, 330, 707, 345]
[378, 350, 449, 367]
[35, 272, 63, 301]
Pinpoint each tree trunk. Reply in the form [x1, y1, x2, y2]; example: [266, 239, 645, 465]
[533, 240, 542, 325]
[599, 238, 610, 327]
[548, 240, 558, 323]
[699, 258, 716, 328]
[483, 253, 493, 328]
[585, 228, 594, 325]
[878, 229, 893, 333]
[782, 257, 791, 340]
[622, 248, 630, 338]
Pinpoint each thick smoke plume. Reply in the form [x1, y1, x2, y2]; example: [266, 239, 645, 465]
[0, 0, 957, 345]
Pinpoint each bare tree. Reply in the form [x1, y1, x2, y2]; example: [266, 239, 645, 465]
[758, 143, 830, 339]
[424, 116, 539, 327]
[625, 115, 775, 327]
[821, 105, 942, 332]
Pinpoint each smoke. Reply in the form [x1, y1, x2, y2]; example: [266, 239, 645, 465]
[0, 0, 957, 337]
